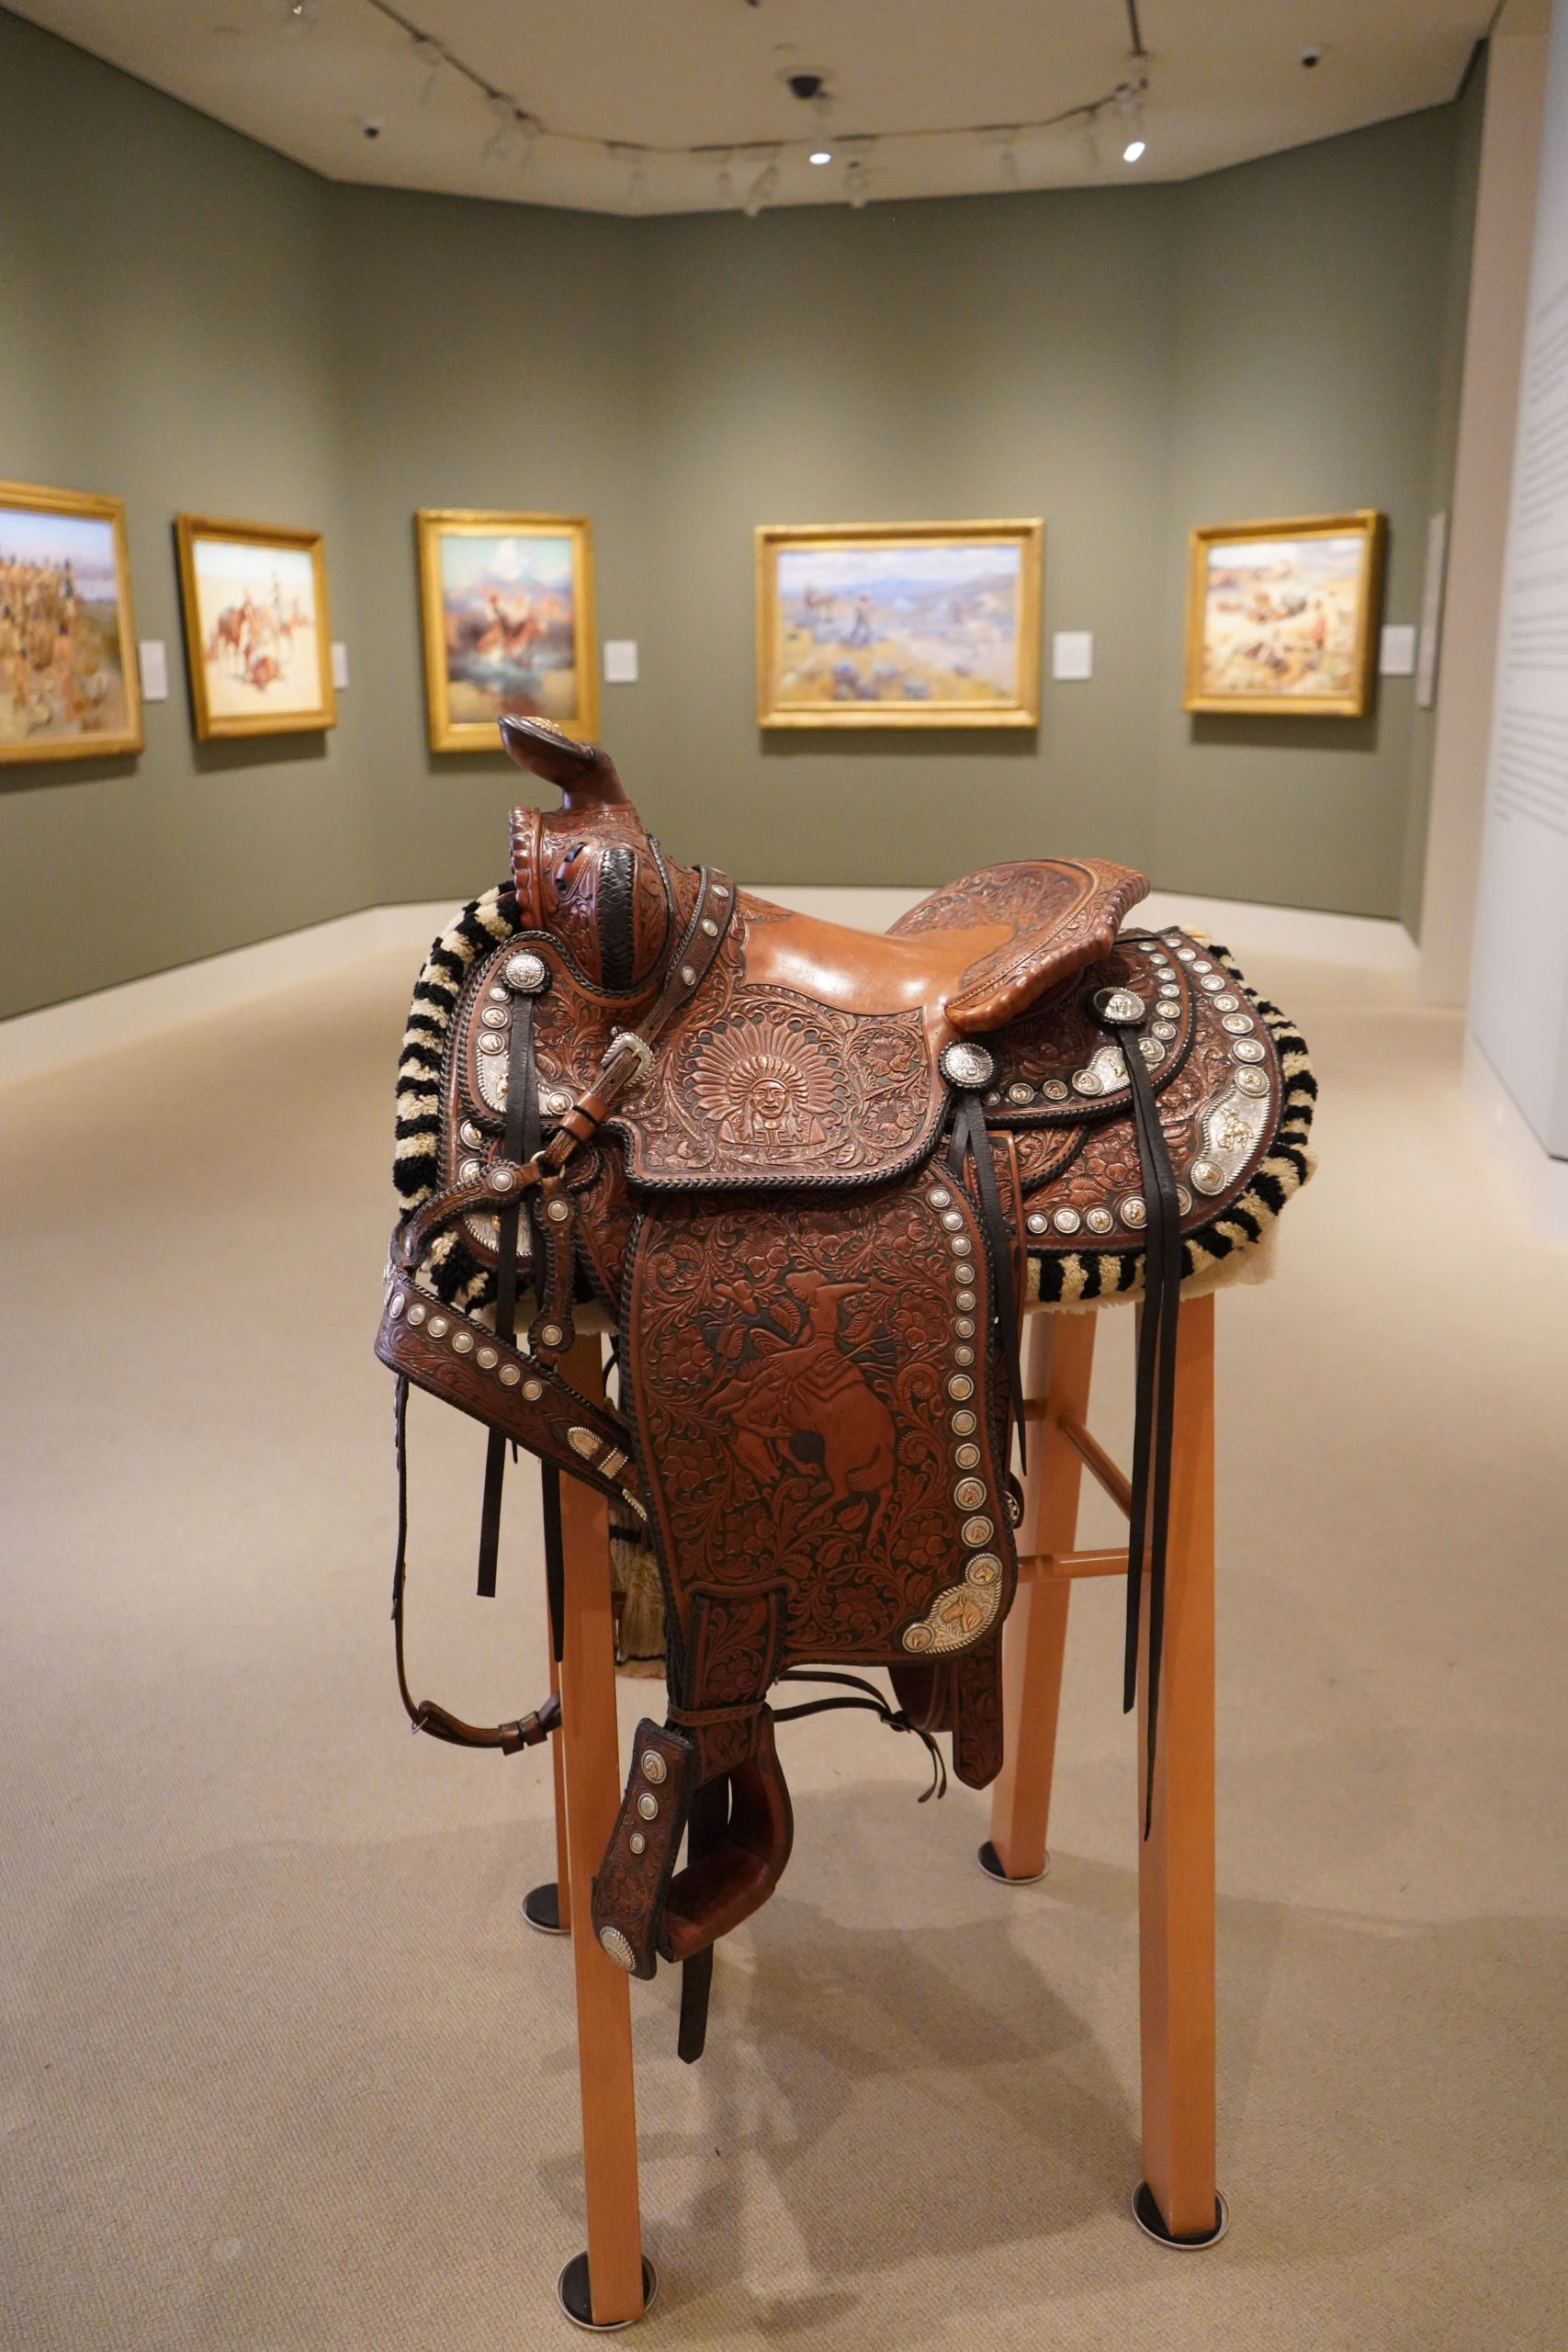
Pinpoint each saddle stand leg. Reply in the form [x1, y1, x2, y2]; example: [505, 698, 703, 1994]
[1134, 1293, 1220, 2245]
[984, 1307, 1096, 1882]
[549, 1646, 572, 1934]
[555, 1337, 652, 2327]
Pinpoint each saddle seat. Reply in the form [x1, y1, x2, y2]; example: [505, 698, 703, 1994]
[500, 715, 1147, 1039]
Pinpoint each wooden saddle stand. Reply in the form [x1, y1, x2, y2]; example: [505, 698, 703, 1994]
[376, 717, 1315, 2325]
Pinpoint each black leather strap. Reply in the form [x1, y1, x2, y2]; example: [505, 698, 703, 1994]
[476, 987, 543, 1597]
[1100, 998, 1183, 1836]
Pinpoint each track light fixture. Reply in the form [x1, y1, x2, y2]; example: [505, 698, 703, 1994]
[845, 156, 870, 209]
[412, 30, 444, 106]
[1115, 79, 1147, 165]
[743, 162, 781, 219]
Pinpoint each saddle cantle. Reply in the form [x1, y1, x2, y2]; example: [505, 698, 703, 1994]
[377, 717, 1316, 2045]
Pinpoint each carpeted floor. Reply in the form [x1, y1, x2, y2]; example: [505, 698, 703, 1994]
[1, 936, 1563, 2352]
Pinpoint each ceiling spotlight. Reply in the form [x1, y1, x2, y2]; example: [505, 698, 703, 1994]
[845, 157, 870, 209]
[279, 0, 318, 34]
[743, 162, 780, 219]
[809, 147, 832, 166]
[1115, 79, 1147, 167]
[998, 133, 1020, 190]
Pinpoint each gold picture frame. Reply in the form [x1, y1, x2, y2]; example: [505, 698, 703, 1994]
[0, 479, 141, 764]
[175, 513, 335, 740]
[416, 509, 597, 752]
[756, 519, 1043, 729]
[1183, 511, 1386, 718]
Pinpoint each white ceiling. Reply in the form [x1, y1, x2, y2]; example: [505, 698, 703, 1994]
[12, 0, 1495, 216]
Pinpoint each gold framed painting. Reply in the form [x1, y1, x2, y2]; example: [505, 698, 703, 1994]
[416, 509, 597, 752]
[0, 479, 141, 763]
[175, 514, 335, 739]
[1183, 511, 1385, 718]
[756, 520, 1043, 729]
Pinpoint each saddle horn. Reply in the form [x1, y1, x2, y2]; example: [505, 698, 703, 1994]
[500, 714, 629, 809]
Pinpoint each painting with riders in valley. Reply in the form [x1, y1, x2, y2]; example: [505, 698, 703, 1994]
[755, 520, 1043, 729]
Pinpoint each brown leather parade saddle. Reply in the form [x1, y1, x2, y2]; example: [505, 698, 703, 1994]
[377, 717, 1314, 2052]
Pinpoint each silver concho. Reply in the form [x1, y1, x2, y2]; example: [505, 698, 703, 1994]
[1071, 1043, 1128, 1096]
[640, 1749, 668, 1784]
[503, 949, 548, 994]
[598, 1926, 637, 1972]
[941, 1040, 996, 1090]
[1099, 987, 1145, 1025]
[1232, 1037, 1267, 1063]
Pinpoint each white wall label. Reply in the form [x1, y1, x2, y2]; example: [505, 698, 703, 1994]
[1416, 511, 1448, 709]
[137, 640, 168, 701]
[603, 639, 638, 684]
[1379, 624, 1417, 676]
[331, 641, 349, 689]
[1051, 630, 1093, 682]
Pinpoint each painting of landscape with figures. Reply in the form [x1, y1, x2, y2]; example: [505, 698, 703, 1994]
[757, 522, 1043, 728]
[0, 484, 141, 764]
[1184, 511, 1384, 718]
[417, 510, 596, 752]
[176, 515, 334, 739]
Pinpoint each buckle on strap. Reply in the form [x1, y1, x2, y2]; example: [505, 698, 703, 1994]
[600, 1027, 655, 1093]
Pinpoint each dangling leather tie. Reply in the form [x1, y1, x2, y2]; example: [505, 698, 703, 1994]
[476, 979, 545, 1597]
[1096, 983, 1182, 1838]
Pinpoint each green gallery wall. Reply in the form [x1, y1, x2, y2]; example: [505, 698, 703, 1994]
[0, 8, 1484, 1020]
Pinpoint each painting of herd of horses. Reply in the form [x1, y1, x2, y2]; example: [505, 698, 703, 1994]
[1183, 510, 1385, 718]
[417, 509, 597, 752]
[0, 481, 141, 764]
[755, 520, 1043, 729]
[175, 514, 335, 741]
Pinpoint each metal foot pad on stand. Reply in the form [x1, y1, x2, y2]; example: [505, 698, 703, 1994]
[976, 1839, 1050, 1886]
[1130, 2182, 1229, 2247]
[523, 1882, 570, 1936]
[557, 2253, 659, 2330]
